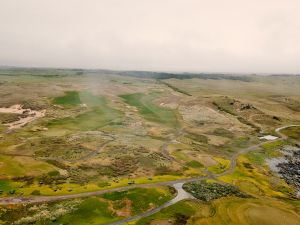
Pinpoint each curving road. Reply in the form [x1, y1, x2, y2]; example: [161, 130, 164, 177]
[0, 125, 298, 224]
[107, 183, 195, 225]
[106, 124, 299, 225]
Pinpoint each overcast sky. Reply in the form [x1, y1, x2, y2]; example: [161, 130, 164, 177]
[0, 0, 299, 73]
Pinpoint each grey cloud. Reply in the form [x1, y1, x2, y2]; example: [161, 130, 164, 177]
[0, 0, 299, 73]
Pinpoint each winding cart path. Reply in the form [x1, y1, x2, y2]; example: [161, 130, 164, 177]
[0, 125, 298, 225]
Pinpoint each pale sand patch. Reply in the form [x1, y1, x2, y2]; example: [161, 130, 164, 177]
[206, 134, 230, 146]
[0, 104, 46, 130]
[116, 198, 132, 217]
[196, 154, 218, 167]
[179, 105, 230, 124]
[259, 135, 278, 141]
[58, 168, 69, 176]
[150, 220, 172, 225]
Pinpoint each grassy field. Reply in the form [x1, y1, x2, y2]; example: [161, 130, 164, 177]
[47, 91, 124, 132]
[218, 140, 293, 198]
[192, 197, 300, 225]
[135, 197, 300, 225]
[136, 200, 197, 225]
[0, 187, 174, 225]
[1, 69, 300, 225]
[0, 156, 55, 177]
[207, 157, 231, 174]
[120, 92, 180, 128]
[53, 91, 82, 106]
[281, 126, 300, 141]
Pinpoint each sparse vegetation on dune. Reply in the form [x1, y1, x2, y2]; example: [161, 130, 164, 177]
[183, 180, 248, 201]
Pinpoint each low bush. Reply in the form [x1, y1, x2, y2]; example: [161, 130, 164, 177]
[183, 181, 249, 201]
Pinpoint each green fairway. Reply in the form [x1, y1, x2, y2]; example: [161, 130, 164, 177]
[48, 92, 124, 131]
[52, 197, 119, 225]
[53, 91, 82, 106]
[120, 93, 180, 127]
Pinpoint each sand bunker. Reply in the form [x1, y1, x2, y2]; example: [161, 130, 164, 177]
[259, 135, 278, 141]
[0, 104, 45, 129]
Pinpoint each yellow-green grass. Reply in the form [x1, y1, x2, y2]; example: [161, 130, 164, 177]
[169, 144, 193, 161]
[193, 197, 300, 225]
[261, 139, 286, 151]
[0, 187, 174, 225]
[136, 200, 198, 225]
[47, 92, 124, 132]
[172, 150, 188, 161]
[183, 167, 207, 177]
[245, 140, 285, 167]
[218, 155, 293, 198]
[136, 197, 300, 225]
[120, 92, 180, 128]
[53, 91, 81, 106]
[169, 143, 208, 166]
[281, 126, 300, 141]
[5, 173, 202, 197]
[0, 179, 21, 193]
[185, 160, 204, 168]
[208, 157, 230, 174]
[54, 187, 173, 225]
[0, 156, 55, 177]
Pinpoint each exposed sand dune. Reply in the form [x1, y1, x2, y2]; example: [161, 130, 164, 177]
[0, 104, 45, 129]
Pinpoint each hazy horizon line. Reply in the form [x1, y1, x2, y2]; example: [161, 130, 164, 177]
[1, 64, 299, 76]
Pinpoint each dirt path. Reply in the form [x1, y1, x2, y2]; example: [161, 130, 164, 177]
[0, 125, 298, 224]
[0, 153, 34, 157]
[105, 124, 300, 225]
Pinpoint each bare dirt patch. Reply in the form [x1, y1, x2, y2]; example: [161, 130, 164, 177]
[115, 198, 132, 217]
[0, 104, 45, 130]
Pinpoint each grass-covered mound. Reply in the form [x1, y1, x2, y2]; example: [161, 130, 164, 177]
[183, 181, 248, 201]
